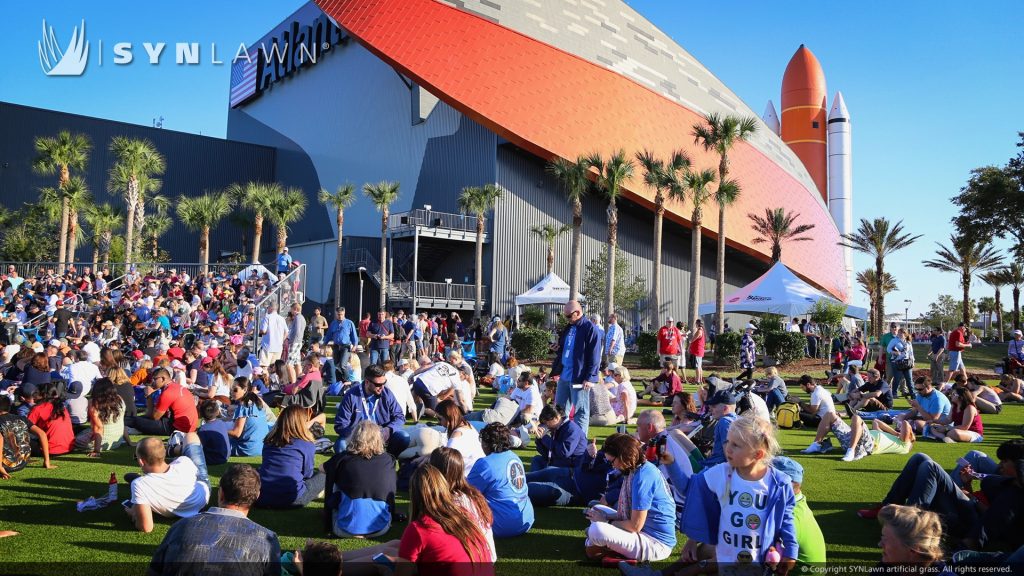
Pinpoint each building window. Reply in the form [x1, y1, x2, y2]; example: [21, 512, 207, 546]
[812, 121, 819, 129]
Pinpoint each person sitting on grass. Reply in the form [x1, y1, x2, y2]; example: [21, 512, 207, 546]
[583, 433, 676, 565]
[796, 374, 834, 434]
[752, 366, 788, 412]
[667, 391, 701, 434]
[895, 376, 952, 439]
[126, 433, 211, 533]
[148, 463, 280, 575]
[333, 364, 410, 458]
[0, 395, 55, 477]
[702, 389, 740, 468]
[281, 539, 403, 576]
[608, 365, 638, 425]
[27, 381, 73, 459]
[256, 405, 326, 509]
[430, 447, 496, 561]
[656, 415, 798, 576]
[227, 376, 271, 457]
[638, 361, 682, 407]
[928, 386, 984, 444]
[876, 505, 953, 572]
[196, 399, 230, 466]
[467, 423, 534, 539]
[859, 439, 1024, 552]
[965, 376, 1002, 414]
[770, 457, 826, 567]
[845, 368, 892, 413]
[322, 420, 396, 539]
[527, 436, 614, 508]
[438, 399, 485, 474]
[995, 373, 1023, 403]
[73, 378, 128, 456]
[531, 403, 587, 472]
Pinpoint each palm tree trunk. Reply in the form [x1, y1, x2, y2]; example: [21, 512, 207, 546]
[134, 203, 147, 268]
[652, 194, 664, 328]
[606, 203, 618, 322]
[252, 214, 264, 264]
[379, 209, 388, 309]
[772, 242, 782, 264]
[200, 226, 210, 276]
[963, 276, 971, 327]
[124, 181, 138, 270]
[715, 202, 727, 337]
[689, 208, 703, 327]
[875, 257, 885, 339]
[92, 239, 99, 268]
[996, 288, 1004, 340]
[475, 217, 484, 318]
[67, 209, 79, 264]
[1014, 287, 1020, 330]
[335, 209, 344, 307]
[101, 231, 112, 266]
[276, 226, 287, 255]
[569, 200, 583, 301]
[546, 244, 554, 276]
[58, 198, 69, 268]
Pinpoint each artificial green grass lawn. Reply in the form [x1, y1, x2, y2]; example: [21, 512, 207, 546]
[0, 347, 1018, 572]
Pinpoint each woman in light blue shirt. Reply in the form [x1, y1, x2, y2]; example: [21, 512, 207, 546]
[228, 376, 271, 457]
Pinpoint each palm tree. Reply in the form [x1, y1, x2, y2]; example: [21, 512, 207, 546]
[227, 181, 281, 264]
[107, 137, 165, 267]
[268, 187, 308, 254]
[977, 297, 997, 338]
[679, 168, 719, 326]
[62, 176, 93, 263]
[585, 151, 634, 320]
[636, 149, 690, 327]
[177, 192, 234, 274]
[839, 218, 922, 339]
[83, 203, 124, 266]
[33, 131, 92, 267]
[996, 263, 1024, 330]
[980, 270, 1006, 340]
[529, 223, 570, 276]
[319, 184, 358, 306]
[693, 113, 758, 336]
[856, 269, 898, 337]
[363, 181, 400, 308]
[141, 213, 173, 267]
[459, 184, 504, 319]
[747, 207, 817, 264]
[922, 235, 1002, 327]
[546, 156, 592, 301]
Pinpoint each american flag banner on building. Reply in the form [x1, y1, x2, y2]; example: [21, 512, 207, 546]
[229, 48, 260, 107]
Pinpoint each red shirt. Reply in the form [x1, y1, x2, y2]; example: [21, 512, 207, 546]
[947, 328, 966, 352]
[689, 328, 706, 357]
[399, 516, 494, 576]
[27, 402, 73, 455]
[657, 326, 681, 355]
[155, 382, 199, 432]
[952, 405, 983, 435]
[358, 319, 371, 339]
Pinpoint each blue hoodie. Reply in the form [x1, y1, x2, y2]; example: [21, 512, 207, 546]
[535, 419, 587, 468]
[333, 382, 405, 441]
[682, 463, 799, 562]
[703, 412, 738, 467]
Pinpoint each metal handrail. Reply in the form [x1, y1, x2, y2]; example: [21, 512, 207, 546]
[0, 261, 257, 281]
[389, 209, 479, 233]
[252, 263, 307, 357]
[414, 281, 483, 301]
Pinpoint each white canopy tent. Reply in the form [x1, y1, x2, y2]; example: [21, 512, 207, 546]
[697, 261, 868, 320]
[514, 272, 583, 326]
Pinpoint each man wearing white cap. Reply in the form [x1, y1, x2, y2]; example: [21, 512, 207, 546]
[1008, 329, 1024, 375]
[656, 317, 682, 368]
[276, 247, 293, 275]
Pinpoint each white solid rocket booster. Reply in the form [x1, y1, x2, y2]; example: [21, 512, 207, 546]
[762, 100, 780, 136]
[828, 91, 853, 296]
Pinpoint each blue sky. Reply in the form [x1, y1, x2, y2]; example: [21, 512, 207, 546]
[3, 1, 1023, 317]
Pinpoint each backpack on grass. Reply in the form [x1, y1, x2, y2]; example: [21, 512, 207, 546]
[776, 403, 802, 429]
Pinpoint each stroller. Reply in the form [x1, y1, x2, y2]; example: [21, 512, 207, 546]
[690, 377, 757, 457]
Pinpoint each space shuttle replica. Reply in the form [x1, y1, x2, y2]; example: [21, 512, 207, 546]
[763, 45, 853, 295]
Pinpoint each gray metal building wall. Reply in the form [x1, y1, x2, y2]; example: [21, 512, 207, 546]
[493, 145, 766, 329]
[0, 101, 293, 263]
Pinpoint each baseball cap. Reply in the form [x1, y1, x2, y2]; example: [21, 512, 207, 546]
[31, 342, 44, 353]
[18, 382, 38, 399]
[771, 456, 804, 484]
[605, 363, 618, 372]
[66, 381, 84, 397]
[201, 356, 214, 366]
[47, 339, 60, 348]
[666, 316, 674, 323]
[1015, 330, 1023, 337]
[131, 349, 144, 360]
[230, 334, 243, 346]
[253, 366, 265, 376]
[207, 347, 222, 358]
[56, 300, 64, 306]
[170, 359, 185, 370]
[706, 389, 739, 406]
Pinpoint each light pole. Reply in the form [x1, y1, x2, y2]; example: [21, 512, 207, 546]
[445, 277, 452, 301]
[358, 266, 367, 320]
[904, 299, 911, 328]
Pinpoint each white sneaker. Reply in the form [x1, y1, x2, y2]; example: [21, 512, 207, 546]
[820, 439, 835, 453]
[801, 441, 822, 454]
[841, 448, 856, 462]
[852, 449, 868, 461]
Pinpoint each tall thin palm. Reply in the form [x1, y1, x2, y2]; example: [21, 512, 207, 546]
[319, 184, 357, 306]
[33, 131, 92, 267]
[747, 208, 817, 264]
[585, 150, 634, 320]
[83, 203, 124, 266]
[546, 156, 592, 301]
[997, 263, 1024, 330]
[693, 113, 758, 335]
[839, 218, 922, 339]
[459, 184, 504, 318]
[529, 223, 570, 276]
[363, 181, 400, 308]
[636, 149, 690, 326]
[141, 213, 173, 266]
[227, 181, 281, 264]
[63, 176, 93, 263]
[922, 235, 1002, 326]
[177, 192, 234, 274]
[107, 137, 165, 267]
[980, 270, 1006, 339]
[268, 187, 308, 254]
[679, 168, 718, 326]
[856, 269, 898, 335]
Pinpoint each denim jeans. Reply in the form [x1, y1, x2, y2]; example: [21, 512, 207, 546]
[555, 380, 591, 437]
[764, 389, 786, 412]
[369, 348, 389, 366]
[891, 368, 912, 396]
[182, 440, 210, 488]
[951, 450, 1000, 488]
[526, 466, 578, 506]
[883, 453, 973, 525]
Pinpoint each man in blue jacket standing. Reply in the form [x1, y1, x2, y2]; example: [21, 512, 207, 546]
[325, 308, 358, 381]
[551, 300, 601, 436]
[333, 364, 409, 457]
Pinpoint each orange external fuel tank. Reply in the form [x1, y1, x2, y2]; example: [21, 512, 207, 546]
[781, 44, 828, 202]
